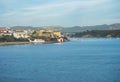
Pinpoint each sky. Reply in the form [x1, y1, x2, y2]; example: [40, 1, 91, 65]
[0, 0, 120, 27]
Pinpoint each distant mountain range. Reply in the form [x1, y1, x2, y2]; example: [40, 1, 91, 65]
[61, 23, 120, 33]
[10, 23, 120, 33]
[11, 26, 63, 31]
[11, 26, 39, 30]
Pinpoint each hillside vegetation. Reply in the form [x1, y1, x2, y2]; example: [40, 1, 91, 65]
[70, 30, 120, 38]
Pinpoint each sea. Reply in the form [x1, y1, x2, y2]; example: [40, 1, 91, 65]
[0, 38, 120, 82]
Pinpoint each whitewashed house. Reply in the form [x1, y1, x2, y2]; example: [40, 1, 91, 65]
[0, 27, 13, 36]
[13, 30, 29, 38]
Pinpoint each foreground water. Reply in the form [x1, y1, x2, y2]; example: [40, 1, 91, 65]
[0, 38, 120, 82]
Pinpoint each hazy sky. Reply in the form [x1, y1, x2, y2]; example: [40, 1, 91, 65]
[0, 0, 120, 27]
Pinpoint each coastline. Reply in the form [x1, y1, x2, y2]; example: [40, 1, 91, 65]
[0, 41, 58, 46]
[0, 39, 69, 46]
[0, 42, 30, 46]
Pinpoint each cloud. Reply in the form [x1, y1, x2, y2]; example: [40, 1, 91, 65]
[0, 0, 118, 26]
[3, 0, 110, 17]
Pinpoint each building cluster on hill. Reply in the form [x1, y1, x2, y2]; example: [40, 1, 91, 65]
[0, 27, 67, 43]
[0, 27, 34, 38]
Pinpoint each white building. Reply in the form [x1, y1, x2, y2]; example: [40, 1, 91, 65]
[13, 30, 29, 38]
[0, 27, 13, 36]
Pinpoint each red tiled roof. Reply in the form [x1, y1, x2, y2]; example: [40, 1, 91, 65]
[15, 30, 24, 32]
[0, 28, 10, 31]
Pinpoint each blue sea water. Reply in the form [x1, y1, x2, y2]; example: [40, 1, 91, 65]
[0, 38, 120, 82]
